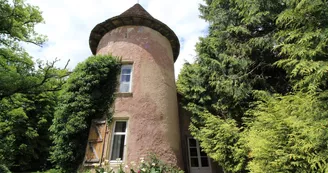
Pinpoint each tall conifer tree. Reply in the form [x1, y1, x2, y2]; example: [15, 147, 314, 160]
[178, 0, 328, 172]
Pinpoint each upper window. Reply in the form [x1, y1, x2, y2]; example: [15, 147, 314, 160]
[110, 121, 127, 161]
[119, 65, 132, 93]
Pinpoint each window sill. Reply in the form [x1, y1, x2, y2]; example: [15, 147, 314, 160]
[109, 160, 124, 166]
[116, 92, 133, 97]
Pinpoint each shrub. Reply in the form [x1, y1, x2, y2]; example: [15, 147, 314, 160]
[94, 155, 183, 173]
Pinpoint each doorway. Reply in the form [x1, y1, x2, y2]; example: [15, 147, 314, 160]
[187, 138, 212, 173]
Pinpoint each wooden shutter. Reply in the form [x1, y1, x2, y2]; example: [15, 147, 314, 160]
[84, 119, 107, 164]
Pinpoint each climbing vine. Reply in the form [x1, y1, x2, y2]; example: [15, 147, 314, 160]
[49, 55, 121, 172]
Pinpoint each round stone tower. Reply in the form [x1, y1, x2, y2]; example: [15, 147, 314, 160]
[89, 4, 183, 167]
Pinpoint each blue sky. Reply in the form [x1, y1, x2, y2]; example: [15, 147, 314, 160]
[24, 0, 208, 78]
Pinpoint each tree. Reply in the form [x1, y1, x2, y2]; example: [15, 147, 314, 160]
[246, 91, 328, 173]
[178, 0, 288, 172]
[0, 0, 68, 171]
[178, 0, 328, 172]
[50, 55, 121, 173]
[245, 0, 328, 172]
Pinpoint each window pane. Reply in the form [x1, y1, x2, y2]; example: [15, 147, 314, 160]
[200, 149, 207, 156]
[119, 83, 130, 92]
[121, 68, 131, 74]
[119, 65, 132, 93]
[121, 75, 130, 82]
[110, 135, 125, 160]
[190, 158, 199, 167]
[189, 138, 196, 147]
[115, 122, 127, 132]
[201, 157, 209, 167]
[189, 148, 198, 157]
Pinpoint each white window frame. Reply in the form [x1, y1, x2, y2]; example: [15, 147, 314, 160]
[187, 137, 211, 172]
[119, 64, 133, 93]
[109, 120, 128, 163]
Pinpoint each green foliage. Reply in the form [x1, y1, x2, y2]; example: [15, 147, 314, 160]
[135, 155, 183, 173]
[0, 164, 11, 173]
[0, 0, 45, 47]
[0, 0, 49, 99]
[178, 0, 328, 172]
[0, 90, 62, 171]
[33, 169, 63, 173]
[178, 0, 289, 172]
[94, 155, 183, 173]
[273, 0, 328, 92]
[50, 55, 121, 172]
[190, 113, 248, 172]
[246, 92, 328, 172]
[0, 0, 68, 171]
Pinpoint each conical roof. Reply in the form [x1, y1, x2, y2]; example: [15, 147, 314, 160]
[120, 4, 153, 18]
[89, 4, 180, 61]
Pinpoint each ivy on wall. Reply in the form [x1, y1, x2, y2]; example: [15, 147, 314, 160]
[49, 55, 121, 172]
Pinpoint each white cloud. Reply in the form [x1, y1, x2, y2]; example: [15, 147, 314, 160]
[24, 0, 208, 78]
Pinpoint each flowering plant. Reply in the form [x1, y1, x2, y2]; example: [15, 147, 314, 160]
[94, 155, 183, 173]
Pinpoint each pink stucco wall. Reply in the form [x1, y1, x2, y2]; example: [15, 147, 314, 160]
[96, 25, 183, 168]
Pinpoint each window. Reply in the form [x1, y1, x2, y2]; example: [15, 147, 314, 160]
[110, 121, 127, 161]
[188, 138, 211, 173]
[119, 65, 132, 93]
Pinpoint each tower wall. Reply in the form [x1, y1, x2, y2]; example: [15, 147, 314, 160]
[96, 25, 183, 167]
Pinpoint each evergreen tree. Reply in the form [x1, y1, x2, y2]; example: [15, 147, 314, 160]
[178, 0, 328, 172]
[246, 91, 328, 173]
[178, 0, 288, 172]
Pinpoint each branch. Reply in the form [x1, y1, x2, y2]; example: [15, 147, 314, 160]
[64, 59, 70, 69]
[20, 39, 43, 47]
[0, 59, 69, 100]
[34, 60, 57, 87]
[0, 39, 11, 47]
